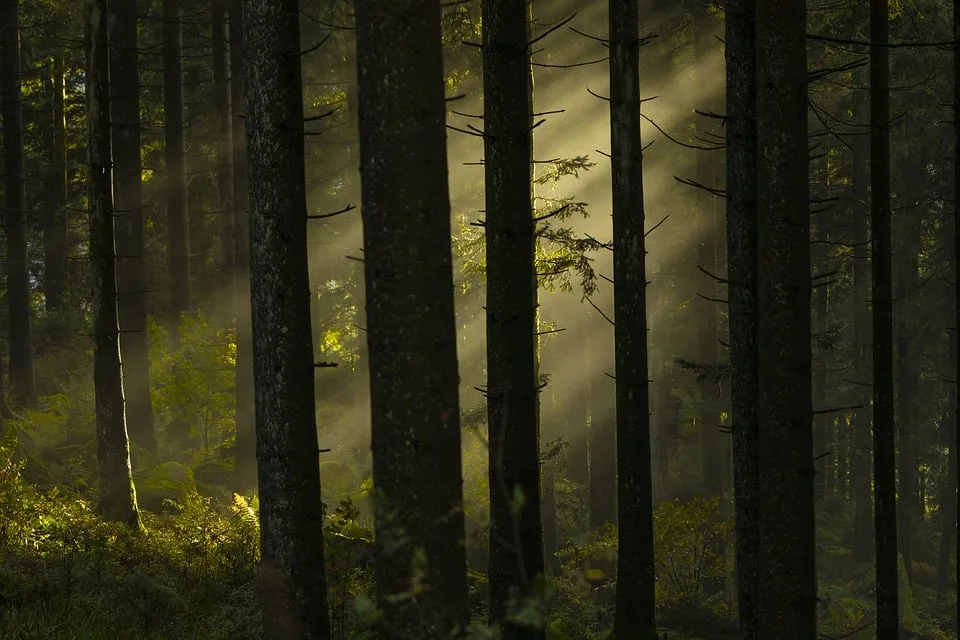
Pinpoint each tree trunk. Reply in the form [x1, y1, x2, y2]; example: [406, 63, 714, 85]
[953, 0, 960, 627]
[355, 1, 471, 636]
[608, 0, 656, 636]
[229, 0, 255, 490]
[163, 0, 190, 342]
[725, 0, 758, 636]
[851, 70, 874, 564]
[869, 0, 900, 634]
[211, 0, 233, 292]
[88, 0, 140, 529]
[1, 0, 37, 407]
[482, 0, 545, 635]
[42, 53, 68, 312]
[242, 0, 331, 637]
[755, 0, 817, 634]
[110, 0, 156, 461]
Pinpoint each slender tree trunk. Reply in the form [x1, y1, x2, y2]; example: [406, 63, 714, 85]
[608, 0, 656, 636]
[755, 0, 817, 634]
[725, 0, 758, 635]
[355, 1, 471, 636]
[243, 0, 331, 637]
[88, 0, 140, 528]
[851, 76, 874, 563]
[1, 0, 37, 407]
[229, 0, 255, 490]
[483, 0, 545, 635]
[211, 0, 233, 291]
[163, 0, 190, 342]
[869, 0, 900, 634]
[42, 53, 68, 312]
[110, 0, 156, 460]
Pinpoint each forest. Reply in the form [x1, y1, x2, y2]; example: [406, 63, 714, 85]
[0, 0, 956, 638]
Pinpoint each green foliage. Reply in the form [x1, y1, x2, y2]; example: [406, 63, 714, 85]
[150, 315, 236, 456]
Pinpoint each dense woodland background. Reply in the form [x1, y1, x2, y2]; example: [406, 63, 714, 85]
[0, 0, 957, 638]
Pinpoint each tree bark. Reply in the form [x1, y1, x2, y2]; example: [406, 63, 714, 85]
[42, 53, 68, 312]
[243, 0, 331, 637]
[482, 0, 545, 636]
[1, 0, 37, 407]
[110, 0, 156, 460]
[755, 0, 817, 634]
[953, 0, 960, 628]
[725, 0, 758, 635]
[851, 67, 874, 564]
[88, 0, 140, 528]
[608, 0, 656, 636]
[355, 1, 471, 637]
[229, 0, 255, 490]
[869, 0, 900, 633]
[163, 0, 190, 342]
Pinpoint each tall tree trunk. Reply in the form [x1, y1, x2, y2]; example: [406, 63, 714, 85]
[482, 0, 545, 635]
[42, 53, 68, 312]
[355, 1, 471, 636]
[725, 0, 758, 635]
[1, 0, 36, 407]
[755, 0, 817, 634]
[851, 72, 874, 563]
[869, 0, 900, 633]
[88, 0, 140, 528]
[953, 0, 960, 627]
[110, 0, 156, 460]
[609, 0, 656, 636]
[242, 0, 331, 637]
[211, 0, 233, 292]
[163, 0, 190, 342]
[229, 0, 255, 490]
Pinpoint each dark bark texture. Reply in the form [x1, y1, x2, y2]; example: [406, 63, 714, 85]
[354, 0, 470, 637]
[870, 0, 900, 634]
[87, 0, 140, 528]
[243, 1, 331, 637]
[1, 0, 37, 406]
[724, 0, 758, 635]
[482, 0, 545, 636]
[608, 0, 656, 636]
[755, 0, 817, 634]
[110, 0, 156, 459]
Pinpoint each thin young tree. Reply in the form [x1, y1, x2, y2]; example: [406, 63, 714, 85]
[755, 0, 817, 634]
[725, 0, 759, 633]
[483, 0, 545, 636]
[88, 0, 140, 528]
[243, 0, 331, 636]
[608, 0, 656, 637]
[1, 0, 37, 406]
[110, 0, 156, 459]
[869, 0, 900, 633]
[354, 2, 471, 635]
